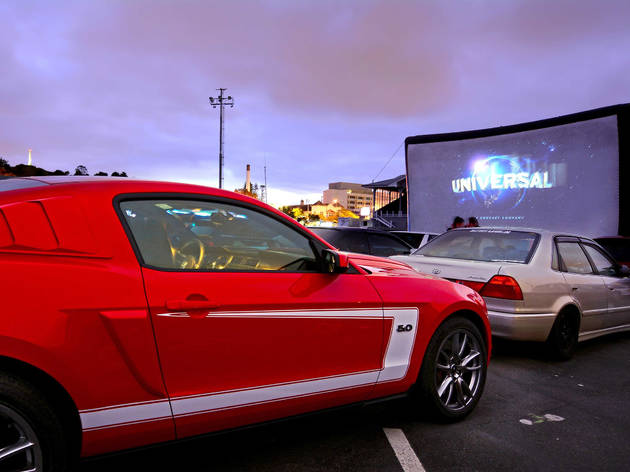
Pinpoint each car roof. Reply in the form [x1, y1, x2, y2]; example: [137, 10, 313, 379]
[0, 176, 280, 213]
[2, 176, 232, 196]
[445, 226, 595, 239]
[392, 230, 439, 235]
[311, 226, 389, 232]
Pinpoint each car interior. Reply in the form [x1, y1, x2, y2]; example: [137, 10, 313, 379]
[120, 200, 321, 272]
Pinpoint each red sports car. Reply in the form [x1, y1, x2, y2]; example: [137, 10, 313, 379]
[0, 177, 490, 471]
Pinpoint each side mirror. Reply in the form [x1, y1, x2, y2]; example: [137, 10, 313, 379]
[618, 264, 630, 277]
[322, 249, 349, 274]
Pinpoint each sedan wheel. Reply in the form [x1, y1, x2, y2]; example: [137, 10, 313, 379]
[547, 310, 579, 360]
[417, 317, 487, 421]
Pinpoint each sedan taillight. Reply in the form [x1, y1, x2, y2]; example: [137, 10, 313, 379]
[452, 279, 485, 292]
[479, 275, 523, 300]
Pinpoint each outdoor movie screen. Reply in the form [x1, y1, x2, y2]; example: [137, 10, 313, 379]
[406, 115, 620, 237]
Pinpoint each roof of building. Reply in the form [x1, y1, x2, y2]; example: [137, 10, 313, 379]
[327, 182, 371, 192]
[362, 174, 406, 190]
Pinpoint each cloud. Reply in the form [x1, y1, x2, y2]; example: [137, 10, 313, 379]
[1, 0, 629, 203]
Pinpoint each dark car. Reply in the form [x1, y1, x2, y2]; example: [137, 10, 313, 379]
[594, 236, 630, 267]
[309, 227, 413, 257]
[392, 230, 440, 249]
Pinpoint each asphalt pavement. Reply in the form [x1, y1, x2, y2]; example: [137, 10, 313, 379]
[81, 332, 630, 471]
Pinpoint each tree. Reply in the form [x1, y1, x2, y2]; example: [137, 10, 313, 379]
[94, 171, 108, 176]
[74, 165, 88, 176]
[0, 157, 8, 168]
[290, 208, 304, 221]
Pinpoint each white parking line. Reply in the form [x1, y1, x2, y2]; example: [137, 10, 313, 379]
[383, 428, 426, 472]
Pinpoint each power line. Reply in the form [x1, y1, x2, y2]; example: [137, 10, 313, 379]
[372, 141, 404, 183]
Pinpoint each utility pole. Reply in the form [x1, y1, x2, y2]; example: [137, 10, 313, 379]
[261, 159, 268, 203]
[209, 88, 235, 189]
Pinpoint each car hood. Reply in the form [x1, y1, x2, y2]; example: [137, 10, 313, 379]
[347, 252, 432, 276]
[391, 254, 503, 283]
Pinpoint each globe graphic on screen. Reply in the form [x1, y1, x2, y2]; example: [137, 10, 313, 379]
[470, 155, 528, 209]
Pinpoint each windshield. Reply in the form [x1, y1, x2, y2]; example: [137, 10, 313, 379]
[414, 229, 539, 263]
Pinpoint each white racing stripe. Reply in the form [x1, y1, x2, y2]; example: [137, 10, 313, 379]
[383, 428, 426, 472]
[81, 307, 419, 431]
[80, 399, 172, 431]
[378, 308, 419, 383]
[157, 307, 385, 320]
[172, 370, 379, 417]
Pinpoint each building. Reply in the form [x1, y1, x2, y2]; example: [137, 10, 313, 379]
[311, 201, 358, 222]
[322, 182, 373, 215]
[363, 175, 407, 230]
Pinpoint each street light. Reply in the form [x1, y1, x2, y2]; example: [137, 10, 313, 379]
[209, 88, 235, 189]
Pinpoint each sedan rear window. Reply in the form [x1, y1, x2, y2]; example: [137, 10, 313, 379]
[0, 178, 48, 192]
[415, 229, 539, 263]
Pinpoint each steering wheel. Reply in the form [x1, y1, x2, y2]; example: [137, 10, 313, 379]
[170, 237, 205, 269]
[204, 246, 234, 270]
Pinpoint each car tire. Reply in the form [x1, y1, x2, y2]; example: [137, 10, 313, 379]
[415, 316, 487, 422]
[0, 372, 71, 471]
[546, 310, 579, 360]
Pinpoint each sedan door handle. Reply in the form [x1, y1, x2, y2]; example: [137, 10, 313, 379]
[166, 299, 219, 310]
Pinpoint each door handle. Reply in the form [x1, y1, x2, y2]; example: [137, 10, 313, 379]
[166, 299, 220, 310]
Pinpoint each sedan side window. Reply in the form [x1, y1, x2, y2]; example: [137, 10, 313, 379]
[120, 199, 319, 272]
[583, 244, 617, 277]
[557, 242, 593, 275]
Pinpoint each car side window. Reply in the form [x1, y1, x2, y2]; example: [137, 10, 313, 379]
[367, 234, 410, 256]
[120, 199, 319, 272]
[582, 244, 617, 277]
[557, 242, 593, 274]
[343, 232, 369, 254]
[551, 242, 560, 271]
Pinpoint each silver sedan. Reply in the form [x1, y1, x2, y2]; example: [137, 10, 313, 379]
[392, 227, 630, 359]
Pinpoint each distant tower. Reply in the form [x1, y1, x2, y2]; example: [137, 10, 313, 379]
[246, 164, 251, 193]
[28, 149, 32, 166]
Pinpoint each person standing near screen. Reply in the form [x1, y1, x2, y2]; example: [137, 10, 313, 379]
[467, 217, 479, 227]
[448, 216, 465, 230]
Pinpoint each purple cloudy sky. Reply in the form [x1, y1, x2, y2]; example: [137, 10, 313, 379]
[1, 0, 629, 206]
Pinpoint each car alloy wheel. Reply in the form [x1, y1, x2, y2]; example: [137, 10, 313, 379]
[417, 316, 487, 421]
[0, 403, 43, 472]
[434, 329, 484, 412]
